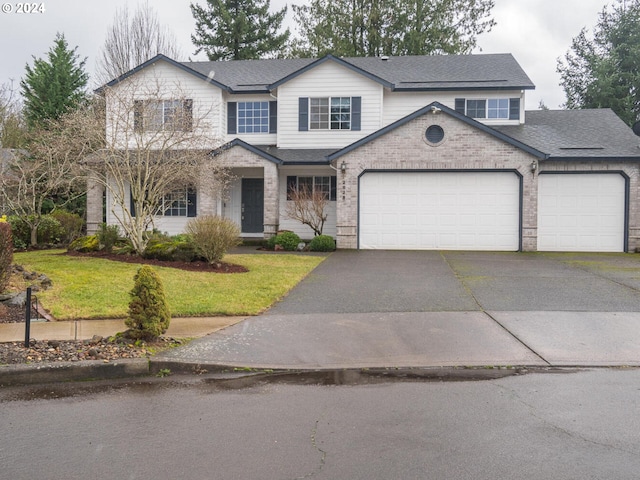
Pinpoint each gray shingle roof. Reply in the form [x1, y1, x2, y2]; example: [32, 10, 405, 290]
[494, 109, 640, 159]
[253, 146, 335, 164]
[185, 53, 534, 93]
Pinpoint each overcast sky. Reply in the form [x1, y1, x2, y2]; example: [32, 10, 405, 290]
[0, 0, 611, 109]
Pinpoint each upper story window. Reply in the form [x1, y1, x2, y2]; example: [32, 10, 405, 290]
[310, 97, 351, 130]
[134, 99, 193, 132]
[238, 101, 269, 133]
[455, 97, 520, 121]
[227, 101, 276, 135]
[298, 96, 361, 132]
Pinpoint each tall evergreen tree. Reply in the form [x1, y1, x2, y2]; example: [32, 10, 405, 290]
[291, 0, 495, 58]
[191, 0, 290, 61]
[21, 33, 88, 129]
[558, 0, 640, 125]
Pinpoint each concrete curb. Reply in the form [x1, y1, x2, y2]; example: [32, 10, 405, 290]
[0, 358, 150, 386]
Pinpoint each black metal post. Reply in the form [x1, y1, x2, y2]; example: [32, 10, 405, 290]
[24, 287, 31, 348]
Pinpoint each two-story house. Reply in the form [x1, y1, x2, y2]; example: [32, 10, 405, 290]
[89, 53, 640, 252]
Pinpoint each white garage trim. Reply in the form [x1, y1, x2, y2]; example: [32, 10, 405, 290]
[537, 172, 628, 252]
[358, 170, 522, 251]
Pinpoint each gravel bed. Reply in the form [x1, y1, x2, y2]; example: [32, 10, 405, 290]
[0, 335, 182, 365]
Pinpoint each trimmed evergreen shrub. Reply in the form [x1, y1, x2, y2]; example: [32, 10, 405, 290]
[125, 265, 171, 340]
[309, 235, 336, 252]
[274, 231, 301, 251]
[185, 215, 241, 264]
[143, 239, 199, 262]
[68, 235, 100, 252]
[51, 210, 84, 245]
[0, 222, 13, 293]
[97, 223, 120, 253]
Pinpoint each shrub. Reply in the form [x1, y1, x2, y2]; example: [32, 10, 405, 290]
[309, 235, 336, 252]
[125, 265, 171, 340]
[273, 231, 301, 251]
[143, 239, 198, 262]
[0, 222, 13, 293]
[51, 211, 84, 245]
[35, 215, 63, 245]
[7, 214, 63, 247]
[185, 215, 241, 264]
[97, 223, 120, 253]
[68, 235, 100, 252]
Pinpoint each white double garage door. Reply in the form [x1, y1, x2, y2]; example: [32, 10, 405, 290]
[359, 171, 625, 252]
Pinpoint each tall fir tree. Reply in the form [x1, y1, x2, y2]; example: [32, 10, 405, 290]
[291, 0, 495, 58]
[190, 0, 290, 61]
[558, 0, 640, 125]
[21, 33, 88, 129]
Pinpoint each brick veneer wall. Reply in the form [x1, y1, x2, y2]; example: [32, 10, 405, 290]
[334, 111, 640, 252]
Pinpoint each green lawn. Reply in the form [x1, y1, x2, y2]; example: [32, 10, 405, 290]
[14, 250, 326, 320]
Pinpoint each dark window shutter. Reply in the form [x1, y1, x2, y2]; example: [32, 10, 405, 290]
[129, 189, 136, 217]
[187, 188, 197, 217]
[298, 97, 308, 131]
[509, 98, 520, 120]
[351, 96, 361, 131]
[269, 101, 277, 134]
[330, 176, 337, 201]
[454, 98, 465, 115]
[134, 100, 143, 132]
[286, 176, 297, 200]
[227, 102, 237, 135]
[183, 99, 193, 131]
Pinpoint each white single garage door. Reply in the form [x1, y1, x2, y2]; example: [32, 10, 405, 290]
[359, 171, 520, 250]
[537, 173, 625, 252]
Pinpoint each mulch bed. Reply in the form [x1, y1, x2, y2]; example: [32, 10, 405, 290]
[65, 250, 249, 273]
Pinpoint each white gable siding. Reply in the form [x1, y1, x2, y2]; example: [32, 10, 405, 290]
[223, 93, 277, 145]
[276, 61, 383, 149]
[105, 59, 224, 150]
[383, 91, 525, 126]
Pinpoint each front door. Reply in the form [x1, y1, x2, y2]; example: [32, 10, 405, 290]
[241, 178, 264, 233]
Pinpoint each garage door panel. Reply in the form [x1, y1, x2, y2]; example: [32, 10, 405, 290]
[359, 172, 520, 251]
[537, 173, 624, 252]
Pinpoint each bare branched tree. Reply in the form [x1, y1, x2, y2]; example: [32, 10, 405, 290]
[285, 185, 328, 236]
[96, 1, 183, 85]
[85, 75, 232, 255]
[0, 81, 26, 148]
[0, 108, 93, 245]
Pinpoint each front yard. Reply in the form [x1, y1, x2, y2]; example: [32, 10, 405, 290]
[14, 250, 326, 320]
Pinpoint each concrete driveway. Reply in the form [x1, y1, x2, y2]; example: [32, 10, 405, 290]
[157, 251, 640, 370]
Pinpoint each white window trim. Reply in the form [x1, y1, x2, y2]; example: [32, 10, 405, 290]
[237, 101, 270, 134]
[309, 97, 351, 131]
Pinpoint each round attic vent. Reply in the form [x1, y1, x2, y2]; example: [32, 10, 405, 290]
[633, 121, 640, 137]
[425, 125, 445, 144]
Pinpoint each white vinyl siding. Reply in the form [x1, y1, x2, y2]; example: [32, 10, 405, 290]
[537, 173, 625, 252]
[224, 93, 277, 144]
[276, 61, 382, 149]
[382, 91, 525, 126]
[105, 179, 192, 237]
[105, 60, 223, 150]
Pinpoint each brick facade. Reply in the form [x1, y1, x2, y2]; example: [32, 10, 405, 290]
[333, 110, 640, 252]
[212, 146, 280, 237]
